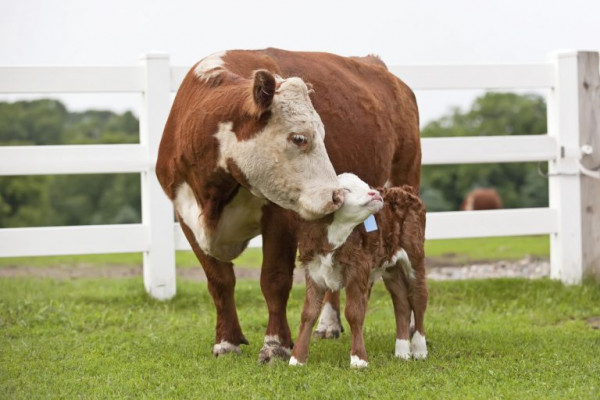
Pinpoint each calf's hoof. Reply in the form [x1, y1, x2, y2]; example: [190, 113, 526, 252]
[350, 355, 369, 368]
[410, 331, 428, 360]
[394, 339, 411, 360]
[289, 356, 305, 366]
[258, 336, 291, 364]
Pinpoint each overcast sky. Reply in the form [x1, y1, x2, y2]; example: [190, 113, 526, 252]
[1, 0, 599, 125]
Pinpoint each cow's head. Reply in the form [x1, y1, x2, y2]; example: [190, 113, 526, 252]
[214, 69, 344, 220]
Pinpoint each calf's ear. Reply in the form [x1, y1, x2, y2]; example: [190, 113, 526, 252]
[252, 70, 276, 111]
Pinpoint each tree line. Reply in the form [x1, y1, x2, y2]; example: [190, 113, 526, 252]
[0, 93, 548, 228]
[0, 100, 140, 228]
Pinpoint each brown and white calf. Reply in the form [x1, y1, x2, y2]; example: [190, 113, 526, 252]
[291, 173, 428, 368]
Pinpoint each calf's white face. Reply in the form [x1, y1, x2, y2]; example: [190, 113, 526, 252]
[334, 173, 383, 226]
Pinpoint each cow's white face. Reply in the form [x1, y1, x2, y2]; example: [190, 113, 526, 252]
[215, 74, 344, 220]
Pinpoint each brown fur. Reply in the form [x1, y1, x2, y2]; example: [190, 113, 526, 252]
[292, 186, 428, 364]
[156, 48, 421, 359]
[460, 188, 503, 210]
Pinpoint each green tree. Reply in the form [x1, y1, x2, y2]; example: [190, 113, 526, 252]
[0, 99, 67, 145]
[420, 92, 548, 211]
[0, 99, 141, 228]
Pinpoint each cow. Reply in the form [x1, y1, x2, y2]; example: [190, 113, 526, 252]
[460, 188, 503, 211]
[156, 48, 421, 363]
[291, 173, 428, 368]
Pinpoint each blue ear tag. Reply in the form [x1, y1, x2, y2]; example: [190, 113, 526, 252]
[364, 215, 378, 232]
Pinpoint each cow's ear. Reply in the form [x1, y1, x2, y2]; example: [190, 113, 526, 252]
[252, 70, 276, 111]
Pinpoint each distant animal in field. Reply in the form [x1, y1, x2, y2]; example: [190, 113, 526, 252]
[291, 173, 428, 368]
[460, 188, 503, 210]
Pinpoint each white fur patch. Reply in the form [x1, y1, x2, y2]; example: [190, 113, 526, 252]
[175, 182, 209, 252]
[174, 181, 264, 261]
[289, 356, 305, 366]
[395, 339, 411, 360]
[315, 302, 341, 334]
[350, 355, 369, 368]
[411, 331, 428, 360]
[306, 253, 343, 291]
[374, 249, 413, 283]
[212, 340, 241, 355]
[194, 51, 226, 81]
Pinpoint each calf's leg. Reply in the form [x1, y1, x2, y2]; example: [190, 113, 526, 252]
[290, 275, 326, 365]
[344, 277, 370, 368]
[408, 256, 428, 360]
[383, 266, 412, 360]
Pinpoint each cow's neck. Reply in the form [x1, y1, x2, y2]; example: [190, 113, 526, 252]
[175, 172, 266, 262]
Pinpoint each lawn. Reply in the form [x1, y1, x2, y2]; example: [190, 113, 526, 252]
[1, 275, 599, 399]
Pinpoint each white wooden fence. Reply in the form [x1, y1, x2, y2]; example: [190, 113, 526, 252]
[0, 51, 598, 299]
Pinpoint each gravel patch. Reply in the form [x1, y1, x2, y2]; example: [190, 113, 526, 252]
[0, 256, 550, 281]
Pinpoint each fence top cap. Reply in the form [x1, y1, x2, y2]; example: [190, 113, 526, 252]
[140, 53, 169, 60]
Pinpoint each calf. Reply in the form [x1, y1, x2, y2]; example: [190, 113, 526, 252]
[291, 173, 428, 368]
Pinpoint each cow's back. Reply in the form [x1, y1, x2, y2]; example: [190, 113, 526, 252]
[221, 48, 421, 189]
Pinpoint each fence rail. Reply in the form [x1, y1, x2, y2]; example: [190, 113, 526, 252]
[1, 51, 598, 299]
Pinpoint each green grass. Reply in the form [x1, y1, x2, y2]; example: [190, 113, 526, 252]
[425, 235, 550, 263]
[0, 235, 549, 269]
[0, 248, 264, 269]
[1, 276, 599, 399]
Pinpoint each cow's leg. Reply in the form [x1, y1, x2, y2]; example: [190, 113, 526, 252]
[258, 205, 296, 363]
[290, 275, 326, 366]
[344, 277, 370, 368]
[179, 218, 248, 356]
[314, 289, 344, 339]
[408, 256, 428, 360]
[382, 266, 412, 360]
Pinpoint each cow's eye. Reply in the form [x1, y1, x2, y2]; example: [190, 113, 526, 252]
[289, 133, 308, 147]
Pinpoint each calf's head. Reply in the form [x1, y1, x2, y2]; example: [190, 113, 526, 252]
[215, 70, 344, 220]
[334, 173, 384, 226]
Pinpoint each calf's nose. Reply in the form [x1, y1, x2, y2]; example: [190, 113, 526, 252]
[368, 191, 383, 202]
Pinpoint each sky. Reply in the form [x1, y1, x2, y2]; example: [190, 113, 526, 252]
[1, 0, 599, 125]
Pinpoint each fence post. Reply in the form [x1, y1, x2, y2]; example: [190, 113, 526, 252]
[548, 51, 600, 284]
[139, 53, 176, 300]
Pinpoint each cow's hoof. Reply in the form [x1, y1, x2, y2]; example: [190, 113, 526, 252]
[258, 336, 291, 364]
[212, 340, 242, 357]
[314, 302, 343, 339]
[313, 328, 341, 339]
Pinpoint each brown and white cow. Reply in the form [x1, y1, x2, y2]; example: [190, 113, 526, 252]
[156, 48, 421, 362]
[460, 188, 503, 211]
[291, 173, 428, 368]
